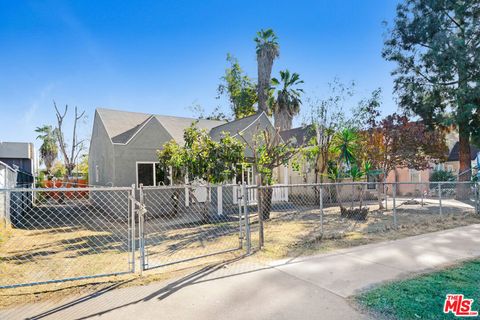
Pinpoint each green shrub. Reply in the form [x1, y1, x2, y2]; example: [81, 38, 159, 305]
[429, 169, 456, 190]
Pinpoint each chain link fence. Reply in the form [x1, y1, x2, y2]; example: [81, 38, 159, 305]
[0, 186, 135, 289]
[245, 181, 480, 251]
[139, 184, 245, 270]
[1, 181, 478, 290]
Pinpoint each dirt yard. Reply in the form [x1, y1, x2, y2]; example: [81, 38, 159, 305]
[1, 198, 479, 310]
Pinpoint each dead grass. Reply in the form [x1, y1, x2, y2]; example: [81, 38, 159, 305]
[1, 200, 479, 310]
[251, 201, 480, 261]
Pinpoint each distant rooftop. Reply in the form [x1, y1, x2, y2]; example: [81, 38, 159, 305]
[447, 142, 480, 162]
[279, 125, 314, 147]
[0, 142, 34, 159]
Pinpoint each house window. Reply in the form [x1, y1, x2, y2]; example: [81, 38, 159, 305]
[409, 169, 420, 183]
[367, 175, 377, 190]
[136, 162, 170, 187]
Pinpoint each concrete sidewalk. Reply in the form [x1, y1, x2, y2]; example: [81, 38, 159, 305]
[4, 224, 480, 320]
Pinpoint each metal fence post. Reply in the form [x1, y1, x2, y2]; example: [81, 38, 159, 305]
[257, 185, 264, 249]
[138, 184, 146, 272]
[319, 185, 324, 234]
[237, 185, 243, 249]
[392, 183, 397, 228]
[421, 182, 425, 207]
[438, 182, 442, 217]
[130, 184, 136, 273]
[474, 182, 478, 215]
[384, 181, 388, 211]
[5, 189, 10, 228]
[242, 182, 251, 254]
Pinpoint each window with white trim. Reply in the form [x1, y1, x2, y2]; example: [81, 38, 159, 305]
[136, 162, 170, 187]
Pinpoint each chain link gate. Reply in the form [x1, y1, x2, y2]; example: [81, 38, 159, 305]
[0, 186, 136, 289]
[3, 180, 476, 289]
[138, 184, 249, 271]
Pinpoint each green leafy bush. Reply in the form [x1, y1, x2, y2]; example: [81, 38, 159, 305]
[429, 169, 456, 190]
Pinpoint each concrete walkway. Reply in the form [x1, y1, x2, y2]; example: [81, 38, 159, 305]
[4, 224, 480, 320]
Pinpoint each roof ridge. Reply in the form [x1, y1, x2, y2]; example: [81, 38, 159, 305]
[111, 115, 155, 144]
[210, 112, 263, 132]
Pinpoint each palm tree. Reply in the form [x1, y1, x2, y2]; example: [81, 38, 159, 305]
[35, 125, 58, 176]
[271, 70, 304, 131]
[331, 128, 359, 168]
[255, 28, 279, 114]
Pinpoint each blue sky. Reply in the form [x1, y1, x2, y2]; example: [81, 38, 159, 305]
[0, 0, 399, 151]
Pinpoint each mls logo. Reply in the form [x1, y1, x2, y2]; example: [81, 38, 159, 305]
[444, 294, 478, 317]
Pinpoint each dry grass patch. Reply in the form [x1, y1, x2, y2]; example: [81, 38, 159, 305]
[1, 201, 479, 310]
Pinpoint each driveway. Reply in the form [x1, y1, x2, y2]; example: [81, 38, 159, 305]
[3, 224, 480, 320]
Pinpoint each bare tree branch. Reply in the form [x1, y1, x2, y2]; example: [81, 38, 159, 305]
[53, 102, 86, 178]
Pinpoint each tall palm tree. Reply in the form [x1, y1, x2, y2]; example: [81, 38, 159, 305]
[271, 69, 304, 130]
[35, 125, 58, 176]
[255, 28, 279, 114]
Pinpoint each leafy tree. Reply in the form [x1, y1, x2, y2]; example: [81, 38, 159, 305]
[383, 0, 480, 196]
[158, 124, 245, 220]
[217, 54, 257, 119]
[35, 125, 58, 176]
[255, 28, 279, 114]
[158, 124, 245, 185]
[50, 160, 67, 179]
[188, 103, 229, 121]
[271, 69, 304, 131]
[299, 79, 354, 184]
[74, 155, 89, 181]
[331, 128, 359, 169]
[361, 113, 448, 207]
[330, 127, 361, 210]
[239, 126, 298, 246]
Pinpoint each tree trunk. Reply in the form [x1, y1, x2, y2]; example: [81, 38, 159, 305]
[377, 174, 385, 210]
[257, 52, 273, 113]
[456, 124, 471, 199]
[335, 183, 343, 208]
[259, 187, 273, 220]
[273, 107, 292, 131]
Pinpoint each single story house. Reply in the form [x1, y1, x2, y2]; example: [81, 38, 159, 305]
[88, 108, 276, 188]
[277, 126, 479, 198]
[0, 142, 35, 186]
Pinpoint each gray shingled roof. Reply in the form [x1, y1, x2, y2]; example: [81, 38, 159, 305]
[97, 108, 151, 143]
[97, 108, 228, 145]
[155, 115, 225, 145]
[279, 125, 315, 147]
[111, 116, 154, 144]
[209, 112, 265, 141]
[97, 108, 276, 147]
